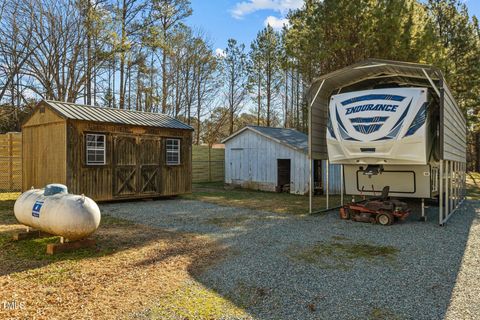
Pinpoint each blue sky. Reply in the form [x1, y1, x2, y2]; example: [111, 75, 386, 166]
[186, 0, 480, 53]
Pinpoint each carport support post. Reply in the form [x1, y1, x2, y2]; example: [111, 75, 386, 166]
[340, 165, 344, 206]
[421, 198, 425, 221]
[454, 162, 458, 208]
[445, 160, 450, 223]
[439, 160, 443, 225]
[309, 158, 313, 214]
[452, 161, 457, 208]
[326, 160, 330, 210]
[450, 161, 454, 212]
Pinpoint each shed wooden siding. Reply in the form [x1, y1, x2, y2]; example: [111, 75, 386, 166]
[225, 129, 341, 194]
[66, 120, 192, 201]
[22, 107, 67, 190]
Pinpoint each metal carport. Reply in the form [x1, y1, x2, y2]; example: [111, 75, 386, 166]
[307, 59, 467, 225]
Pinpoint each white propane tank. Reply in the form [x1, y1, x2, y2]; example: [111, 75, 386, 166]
[14, 184, 101, 241]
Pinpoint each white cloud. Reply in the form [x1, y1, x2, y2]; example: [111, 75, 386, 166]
[231, 0, 303, 19]
[215, 48, 226, 57]
[264, 16, 290, 30]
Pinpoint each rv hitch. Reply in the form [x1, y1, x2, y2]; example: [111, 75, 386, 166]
[363, 165, 383, 176]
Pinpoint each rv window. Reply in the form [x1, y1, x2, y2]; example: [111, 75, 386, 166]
[166, 138, 180, 165]
[86, 134, 106, 165]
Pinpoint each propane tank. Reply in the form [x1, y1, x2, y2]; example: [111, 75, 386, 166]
[14, 184, 101, 241]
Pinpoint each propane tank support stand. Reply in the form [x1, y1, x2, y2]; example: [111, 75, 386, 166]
[46, 238, 96, 255]
[12, 228, 53, 241]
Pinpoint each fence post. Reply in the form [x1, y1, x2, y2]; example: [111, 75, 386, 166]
[208, 145, 212, 182]
[9, 133, 13, 191]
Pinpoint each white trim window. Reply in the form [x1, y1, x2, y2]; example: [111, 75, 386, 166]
[166, 138, 180, 165]
[86, 134, 106, 165]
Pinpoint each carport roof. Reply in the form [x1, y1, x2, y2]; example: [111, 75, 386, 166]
[222, 125, 308, 153]
[306, 58, 463, 160]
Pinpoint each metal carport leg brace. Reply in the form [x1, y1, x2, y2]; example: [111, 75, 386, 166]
[439, 159, 466, 226]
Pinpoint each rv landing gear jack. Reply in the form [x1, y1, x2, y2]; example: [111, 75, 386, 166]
[419, 198, 427, 222]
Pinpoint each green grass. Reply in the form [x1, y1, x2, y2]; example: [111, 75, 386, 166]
[182, 182, 342, 215]
[0, 192, 19, 223]
[467, 172, 480, 200]
[368, 307, 401, 320]
[288, 237, 399, 270]
[149, 282, 249, 319]
[0, 233, 107, 262]
[12, 261, 81, 285]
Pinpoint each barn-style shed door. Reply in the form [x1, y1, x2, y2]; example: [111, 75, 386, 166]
[138, 138, 161, 195]
[113, 135, 161, 197]
[113, 136, 138, 197]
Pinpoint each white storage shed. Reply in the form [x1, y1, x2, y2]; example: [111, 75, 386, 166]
[223, 126, 341, 195]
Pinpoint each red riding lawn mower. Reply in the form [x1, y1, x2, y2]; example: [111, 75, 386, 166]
[339, 186, 411, 226]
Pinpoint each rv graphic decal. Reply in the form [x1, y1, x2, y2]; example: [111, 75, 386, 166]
[350, 116, 389, 135]
[345, 104, 398, 115]
[340, 94, 406, 106]
[404, 102, 428, 137]
[328, 88, 427, 143]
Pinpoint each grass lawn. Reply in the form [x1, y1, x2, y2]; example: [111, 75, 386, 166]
[182, 182, 343, 215]
[0, 193, 247, 319]
[185, 172, 480, 214]
[467, 172, 480, 200]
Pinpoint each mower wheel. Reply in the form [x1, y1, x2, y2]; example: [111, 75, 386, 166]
[339, 207, 351, 220]
[376, 211, 394, 226]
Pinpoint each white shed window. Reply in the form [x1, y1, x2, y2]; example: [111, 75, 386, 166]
[166, 138, 180, 165]
[86, 134, 106, 165]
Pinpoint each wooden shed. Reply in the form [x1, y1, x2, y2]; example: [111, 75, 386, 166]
[223, 126, 341, 195]
[22, 100, 193, 201]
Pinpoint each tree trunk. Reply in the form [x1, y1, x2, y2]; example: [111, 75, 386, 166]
[295, 66, 300, 129]
[196, 74, 201, 145]
[119, 0, 127, 109]
[257, 71, 261, 125]
[284, 69, 288, 128]
[229, 74, 234, 135]
[266, 61, 271, 127]
[161, 46, 168, 113]
[86, 2, 92, 105]
[476, 131, 480, 172]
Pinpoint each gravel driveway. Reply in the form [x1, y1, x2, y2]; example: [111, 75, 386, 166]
[101, 199, 480, 320]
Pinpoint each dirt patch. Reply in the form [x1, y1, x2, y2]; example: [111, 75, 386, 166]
[0, 193, 242, 319]
[288, 239, 399, 270]
[368, 307, 401, 320]
[205, 215, 252, 228]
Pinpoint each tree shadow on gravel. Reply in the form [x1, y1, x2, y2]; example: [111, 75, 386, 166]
[122, 197, 479, 320]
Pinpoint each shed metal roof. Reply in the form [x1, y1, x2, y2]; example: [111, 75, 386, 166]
[42, 100, 193, 130]
[222, 125, 308, 153]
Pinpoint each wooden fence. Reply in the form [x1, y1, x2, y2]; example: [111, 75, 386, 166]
[192, 145, 225, 183]
[0, 132, 22, 191]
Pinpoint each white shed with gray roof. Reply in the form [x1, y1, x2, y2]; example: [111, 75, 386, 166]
[222, 126, 341, 195]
